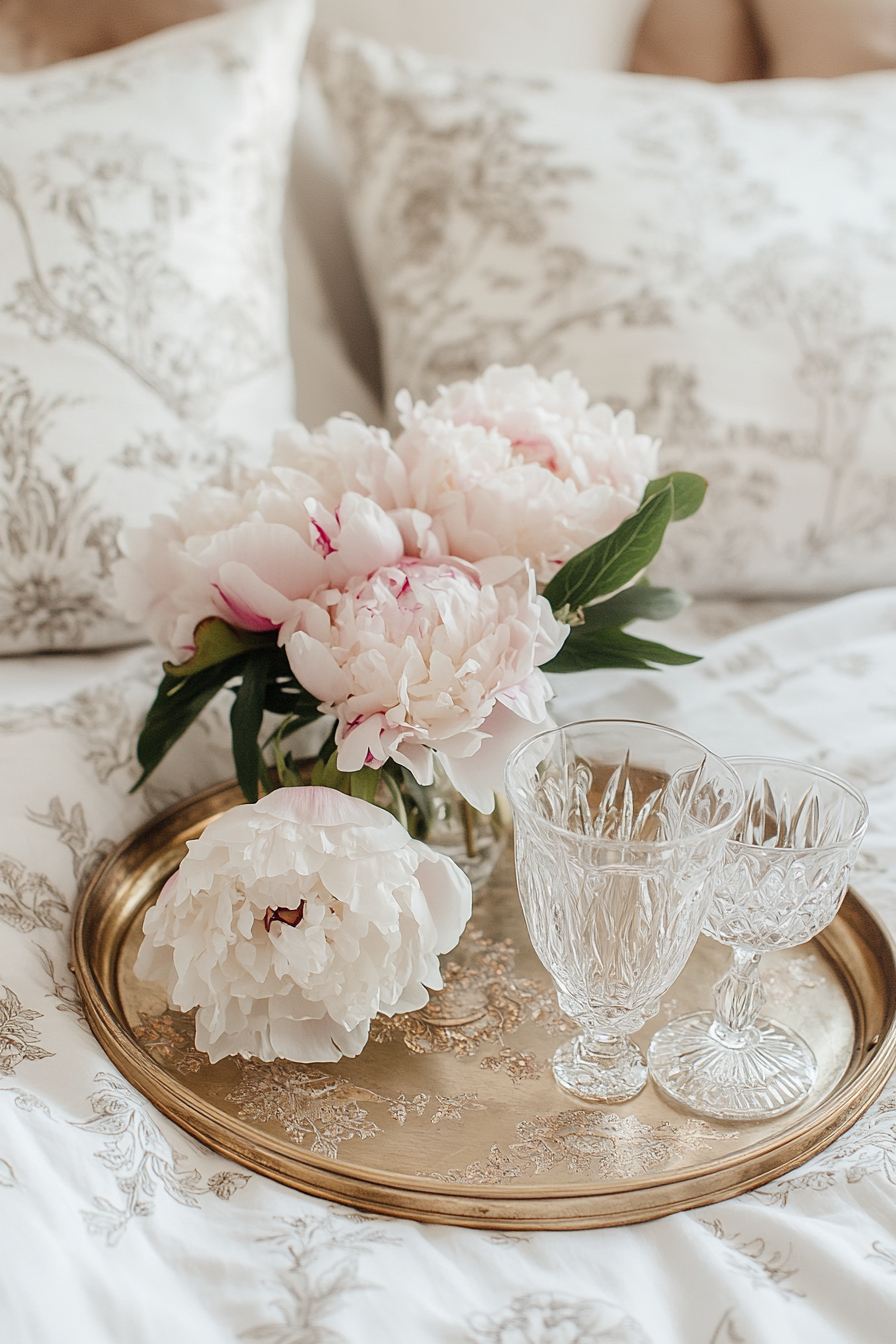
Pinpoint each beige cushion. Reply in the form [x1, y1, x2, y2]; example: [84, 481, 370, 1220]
[631, 0, 896, 82]
[0, 0, 221, 70]
[752, 0, 896, 78]
[630, 0, 764, 82]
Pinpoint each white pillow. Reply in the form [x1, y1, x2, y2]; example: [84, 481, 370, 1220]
[295, 0, 651, 416]
[0, 0, 312, 653]
[316, 34, 896, 600]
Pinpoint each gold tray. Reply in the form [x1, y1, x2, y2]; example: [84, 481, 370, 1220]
[72, 780, 896, 1230]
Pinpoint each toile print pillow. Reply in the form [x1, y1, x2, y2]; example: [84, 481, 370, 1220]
[315, 33, 896, 600]
[0, 0, 313, 653]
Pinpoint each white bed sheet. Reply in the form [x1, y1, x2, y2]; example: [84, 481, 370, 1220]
[2, 592, 896, 1344]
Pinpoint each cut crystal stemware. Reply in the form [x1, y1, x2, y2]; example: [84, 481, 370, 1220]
[504, 720, 744, 1104]
[648, 757, 868, 1121]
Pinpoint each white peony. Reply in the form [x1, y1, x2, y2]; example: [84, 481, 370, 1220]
[135, 787, 472, 1064]
[393, 364, 659, 583]
[282, 555, 568, 812]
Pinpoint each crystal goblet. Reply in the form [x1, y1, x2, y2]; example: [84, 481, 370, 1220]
[504, 720, 744, 1104]
[648, 757, 869, 1121]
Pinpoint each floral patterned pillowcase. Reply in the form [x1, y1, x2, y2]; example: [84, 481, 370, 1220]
[316, 32, 896, 600]
[0, 0, 312, 654]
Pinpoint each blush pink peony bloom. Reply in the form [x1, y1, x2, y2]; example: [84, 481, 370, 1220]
[393, 364, 659, 582]
[114, 429, 417, 662]
[304, 492, 406, 589]
[134, 787, 472, 1064]
[114, 468, 329, 661]
[282, 556, 568, 812]
[274, 415, 437, 561]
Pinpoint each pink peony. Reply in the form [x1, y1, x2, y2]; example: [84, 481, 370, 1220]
[115, 435, 414, 661]
[274, 415, 437, 561]
[115, 468, 329, 661]
[393, 364, 659, 582]
[282, 555, 568, 812]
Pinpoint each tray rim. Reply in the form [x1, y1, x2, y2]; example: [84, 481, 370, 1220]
[72, 779, 896, 1229]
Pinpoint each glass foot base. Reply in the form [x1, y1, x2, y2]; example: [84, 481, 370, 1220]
[648, 1012, 817, 1120]
[552, 1034, 647, 1104]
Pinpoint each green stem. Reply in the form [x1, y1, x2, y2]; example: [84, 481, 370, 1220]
[381, 769, 408, 829]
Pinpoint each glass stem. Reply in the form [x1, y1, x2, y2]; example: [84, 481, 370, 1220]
[578, 1032, 630, 1070]
[711, 945, 766, 1048]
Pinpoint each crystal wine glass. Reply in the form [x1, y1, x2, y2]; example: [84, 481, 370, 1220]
[648, 757, 868, 1121]
[504, 720, 744, 1104]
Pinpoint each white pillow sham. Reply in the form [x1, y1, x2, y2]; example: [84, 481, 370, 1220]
[316, 33, 896, 600]
[0, 0, 312, 653]
[297, 0, 652, 413]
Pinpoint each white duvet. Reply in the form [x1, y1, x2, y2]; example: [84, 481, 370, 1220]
[2, 592, 896, 1344]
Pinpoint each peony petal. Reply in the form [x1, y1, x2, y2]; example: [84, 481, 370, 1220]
[388, 738, 435, 785]
[496, 671, 553, 723]
[331, 493, 405, 578]
[409, 841, 472, 950]
[285, 631, 351, 704]
[200, 520, 328, 602]
[255, 786, 387, 830]
[336, 713, 388, 772]
[473, 555, 525, 586]
[439, 701, 555, 813]
[213, 563, 292, 631]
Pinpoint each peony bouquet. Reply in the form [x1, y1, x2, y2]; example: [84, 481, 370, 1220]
[117, 364, 706, 822]
[123, 363, 707, 1064]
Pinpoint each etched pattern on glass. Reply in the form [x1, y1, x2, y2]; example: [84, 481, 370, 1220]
[704, 773, 862, 951]
[649, 758, 868, 1121]
[506, 722, 743, 1104]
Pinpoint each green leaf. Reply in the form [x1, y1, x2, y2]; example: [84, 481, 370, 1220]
[163, 617, 277, 678]
[642, 472, 707, 521]
[349, 766, 382, 804]
[311, 750, 349, 792]
[132, 655, 248, 791]
[268, 716, 306, 788]
[263, 679, 321, 717]
[544, 624, 702, 674]
[230, 649, 275, 803]
[581, 584, 691, 629]
[543, 486, 674, 614]
[278, 760, 305, 788]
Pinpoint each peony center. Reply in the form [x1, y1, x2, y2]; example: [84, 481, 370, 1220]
[263, 901, 306, 933]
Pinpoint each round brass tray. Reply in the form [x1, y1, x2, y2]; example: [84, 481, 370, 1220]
[72, 780, 896, 1230]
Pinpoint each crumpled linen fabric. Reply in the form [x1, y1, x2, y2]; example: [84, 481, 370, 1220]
[2, 594, 896, 1342]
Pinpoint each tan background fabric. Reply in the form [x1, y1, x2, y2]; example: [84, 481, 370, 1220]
[630, 0, 763, 82]
[631, 0, 896, 81]
[752, 0, 896, 78]
[0, 0, 221, 70]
